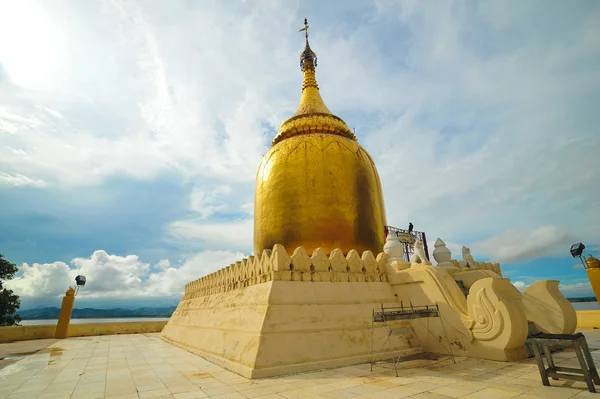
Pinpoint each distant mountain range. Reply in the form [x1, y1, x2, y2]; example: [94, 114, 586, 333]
[567, 297, 597, 303]
[17, 306, 177, 320]
[14, 297, 597, 320]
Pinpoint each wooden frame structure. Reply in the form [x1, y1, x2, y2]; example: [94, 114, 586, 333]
[527, 332, 600, 393]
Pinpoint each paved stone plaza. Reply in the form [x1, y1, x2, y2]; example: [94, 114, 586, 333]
[2, 331, 600, 399]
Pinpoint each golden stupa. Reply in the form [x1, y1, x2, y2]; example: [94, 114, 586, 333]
[254, 19, 387, 256]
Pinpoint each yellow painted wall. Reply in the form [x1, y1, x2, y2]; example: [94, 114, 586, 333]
[0, 321, 167, 343]
[0, 324, 57, 343]
[576, 310, 600, 329]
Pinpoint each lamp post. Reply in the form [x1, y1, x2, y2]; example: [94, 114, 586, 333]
[55, 275, 86, 339]
[572, 243, 600, 306]
[74, 275, 86, 295]
[571, 243, 588, 269]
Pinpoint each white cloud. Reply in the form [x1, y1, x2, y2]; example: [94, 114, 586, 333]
[6, 249, 245, 301]
[189, 185, 232, 218]
[0, 172, 46, 187]
[7, 260, 71, 297]
[168, 218, 253, 253]
[145, 250, 244, 296]
[496, 280, 592, 298]
[512, 281, 527, 292]
[558, 282, 594, 298]
[156, 259, 171, 270]
[0, 0, 300, 187]
[0, 1, 598, 270]
[70, 251, 150, 294]
[470, 226, 575, 264]
[362, 2, 600, 255]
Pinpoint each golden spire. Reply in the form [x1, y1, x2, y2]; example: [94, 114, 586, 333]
[272, 18, 356, 146]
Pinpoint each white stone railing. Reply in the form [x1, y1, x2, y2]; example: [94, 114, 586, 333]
[184, 244, 390, 298]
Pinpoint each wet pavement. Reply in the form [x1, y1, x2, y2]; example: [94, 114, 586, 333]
[0, 339, 59, 371]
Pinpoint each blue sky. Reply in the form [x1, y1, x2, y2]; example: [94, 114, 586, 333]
[0, 0, 599, 309]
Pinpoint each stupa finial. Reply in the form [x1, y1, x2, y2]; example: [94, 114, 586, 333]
[299, 18, 317, 72]
[299, 17, 309, 40]
[270, 18, 357, 146]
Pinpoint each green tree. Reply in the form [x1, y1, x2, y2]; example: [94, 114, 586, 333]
[0, 254, 21, 326]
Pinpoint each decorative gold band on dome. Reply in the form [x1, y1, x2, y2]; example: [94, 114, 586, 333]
[272, 19, 357, 147]
[273, 113, 357, 145]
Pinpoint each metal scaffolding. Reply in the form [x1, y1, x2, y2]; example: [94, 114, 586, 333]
[370, 303, 455, 376]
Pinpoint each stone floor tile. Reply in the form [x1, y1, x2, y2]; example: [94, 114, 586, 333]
[71, 386, 106, 399]
[430, 384, 481, 398]
[406, 394, 455, 399]
[172, 391, 209, 398]
[489, 381, 539, 394]
[168, 384, 203, 395]
[408, 381, 447, 393]
[6, 393, 40, 399]
[303, 384, 338, 395]
[278, 387, 313, 399]
[326, 379, 364, 390]
[104, 394, 143, 399]
[509, 378, 542, 388]
[523, 385, 586, 398]
[135, 376, 165, 386]
[210, 393, 248, 399]
[139, 389, 176, 398]
[105, 379, 138, 397]
[138, 383, 170, 392]
[38, 391, 75, 399]
[363, 390, 408, 399]
[230, 382, 264, 392]
[371, 385, 422, 398]
[241, 386, 278, 398]
[6, 333, 600, 399]
[192, 379, 228, 389]
[0, 389, 16, 399]
[459, 387, 522, 399]
[361, 380, 398, 390]
[268, 383, 301, 394]
[343, 384, 384, 396]
[322, 389, 357, 399]
[572, 390, 600, 398]
[284, 380, 315, 390]
[41, 380, 78, 392]
[199, 385, 235, 396]
[413, 374, 461, 386]
[71, 390, 106, 399]
[11, 381, 49, 393]
[79, 371, 107, 383]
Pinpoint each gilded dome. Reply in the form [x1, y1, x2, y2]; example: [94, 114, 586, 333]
[254, 20, 386, 256]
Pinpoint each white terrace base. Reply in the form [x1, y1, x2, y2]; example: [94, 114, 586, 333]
[161, 280, 421, 379]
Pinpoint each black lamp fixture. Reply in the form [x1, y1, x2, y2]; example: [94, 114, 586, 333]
[73, 275, 86, 296]
[570, 242, 588, 269]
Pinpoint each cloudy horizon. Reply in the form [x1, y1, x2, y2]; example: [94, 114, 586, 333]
[1, 0, 599, 310]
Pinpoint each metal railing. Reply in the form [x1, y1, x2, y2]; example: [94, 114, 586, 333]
[384, 225, 430, 262]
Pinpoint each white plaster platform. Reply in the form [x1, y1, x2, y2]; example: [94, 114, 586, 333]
[2, 331, 600, 399]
